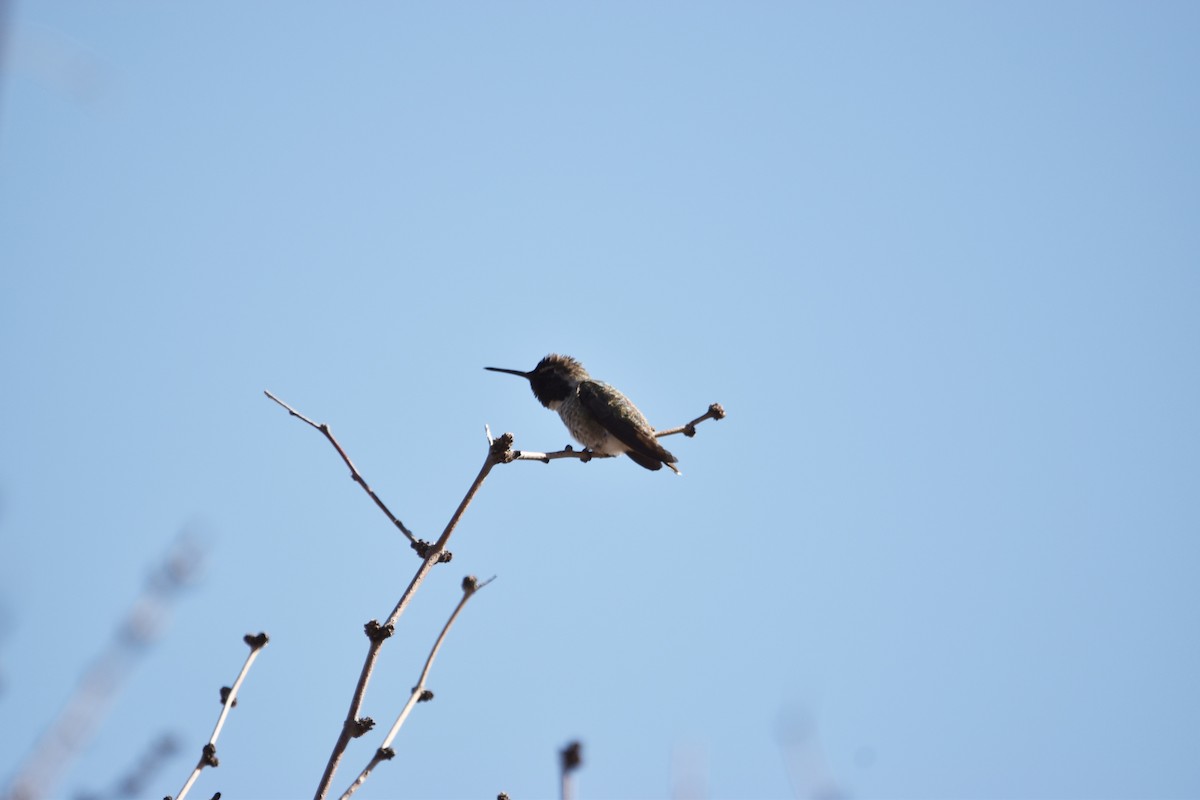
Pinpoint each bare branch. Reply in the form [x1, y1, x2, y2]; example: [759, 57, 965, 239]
[511, 445, 615, 465]
[2, 533, 204, 800]
[273, 392, 721, 799]
[264, 391, 417, 546]
[338, 576, 495, 799]
[654, 403, 726, 438]
[170, 633, 269, 800]
[312, 436, 510, 800]
[499, 403, 726, 465]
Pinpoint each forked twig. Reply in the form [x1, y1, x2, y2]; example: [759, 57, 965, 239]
[170, 633, 269, 800]
[2, 534, 204, 800]
[264, 391, 417, 545]
[339, 575, 495, 799]
[266, 392, 723, 799]
[310, 433, 512, 800]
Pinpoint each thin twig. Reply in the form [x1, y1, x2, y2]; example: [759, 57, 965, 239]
[312, 434, 512, 800]
[264, 391, 417, 545]
[511, 446, 615, 465]
[654, 403, 726, 438]
[505, 403, 726, 465]
[171, 633, 269, 800]
[339, 575, 496, 800]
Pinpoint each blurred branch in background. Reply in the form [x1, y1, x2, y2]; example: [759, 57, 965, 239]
[670, 742, 707, 800]
[73, 733, 179, 800]
[0, 483, 6, 699]
[0, 0, 8, 128]
[1, 532, 206, 800]
[0, 8, 111, 111]
[774, 706, 845, 800]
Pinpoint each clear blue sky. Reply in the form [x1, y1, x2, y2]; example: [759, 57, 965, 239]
[2, 4, 1198, 799]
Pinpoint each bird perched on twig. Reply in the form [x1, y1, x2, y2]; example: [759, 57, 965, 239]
[486, 354, 680, 474]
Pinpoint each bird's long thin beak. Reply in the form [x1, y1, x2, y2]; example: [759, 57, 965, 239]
[484, 366, 533, 379]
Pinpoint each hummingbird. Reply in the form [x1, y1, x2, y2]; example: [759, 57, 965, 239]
[486, 354, 680, 474]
